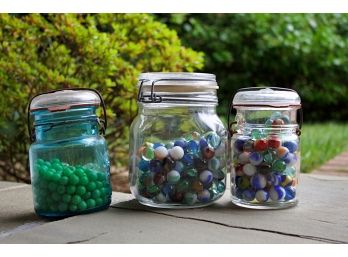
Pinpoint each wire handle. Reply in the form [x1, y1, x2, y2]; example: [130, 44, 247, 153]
[27, 88, 107, 142]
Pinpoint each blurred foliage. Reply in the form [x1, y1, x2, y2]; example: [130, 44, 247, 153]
[0, 14, 204, 182]
[157, 14, 348, 121]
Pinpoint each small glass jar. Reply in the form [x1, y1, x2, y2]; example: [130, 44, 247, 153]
[228, 87, 302, 209]
[28, 89, 112, 217]
[129, 72, 227, 208]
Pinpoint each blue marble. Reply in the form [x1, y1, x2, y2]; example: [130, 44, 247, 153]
[205, 131, 221, 149]
[197, 189, 211, 202]
[234, 136, 250, 152]
[138, 159, 149, 172]
[242, 189, 256, 201]
[250, 174, 267, 190]
[249, 152, 263, 166]
[161, 183, 175, 196]
[283, 141, 298, 153]
[182, 154, 194, 166]
[149, 160, 162, 173]
[284, 186, 296, 200]
[267, 173, 282, 186]
[269, 185, 286, 201]
[199, 170, 214, 185]
[186, 140, 199, 154]
[153, 142, 164, 149]
[199, 138, 208, 149]
[255, 189, 269, 202]
[174, 139, 187, 149]
[283, 153, 297, 165]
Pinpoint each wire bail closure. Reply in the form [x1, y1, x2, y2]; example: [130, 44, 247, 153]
[137, 78, 217, 103]
[27, 88, 108, 142]
[227, 87, 303, 137]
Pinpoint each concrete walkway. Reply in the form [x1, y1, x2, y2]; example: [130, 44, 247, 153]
[1, 174, 348, 244]
[313, 150, 348, 176]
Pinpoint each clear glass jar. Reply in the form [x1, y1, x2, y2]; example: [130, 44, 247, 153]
[129, 72, 227, 208]
[229, 87, 302, 209]
[28, 89, 112, 217]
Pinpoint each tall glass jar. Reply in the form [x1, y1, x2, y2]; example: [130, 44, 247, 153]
[28, 89, 112, 217]
[228, 87, 302, 209]
[129, 73, 227, 208]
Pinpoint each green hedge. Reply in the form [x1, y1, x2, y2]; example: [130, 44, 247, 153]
[158, 14, 348, 121]
[0, 14, 204, 182]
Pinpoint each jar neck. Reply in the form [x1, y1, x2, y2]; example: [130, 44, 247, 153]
[138, 103, 218, 116]
[233, 107, 299, 135]
[32, 107, 100, 142]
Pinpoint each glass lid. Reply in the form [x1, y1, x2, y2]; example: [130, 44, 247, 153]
[233, 87, 301, 107]
[30, 89, 101, 112]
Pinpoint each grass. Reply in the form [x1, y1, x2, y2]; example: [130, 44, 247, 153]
[301, 123, 348, 173]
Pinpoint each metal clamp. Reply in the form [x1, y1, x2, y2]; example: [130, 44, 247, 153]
[27, 88, 107, 142]
[137, 78, 216, 103]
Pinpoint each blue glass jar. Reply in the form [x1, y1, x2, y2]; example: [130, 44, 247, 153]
[28, 89, 111, 218]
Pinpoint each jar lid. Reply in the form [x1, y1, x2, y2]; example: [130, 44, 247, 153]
[232, 87, 301, 107]
[137, 72, 218, 103]
[30, 89, 101, 112]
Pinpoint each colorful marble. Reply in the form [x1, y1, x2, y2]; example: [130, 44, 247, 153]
[249, 152, 263, 166]
[183, 192, 197, 205]
[276, 146, 289, 159]
[250, 174, 267, 190]
[269, 186, 286, 201]
[168, 146, 184, 160]
[267, 135, 281, 149]
[242, 189, 256, 201]
[205, 131, 221, 149]
[238, 152, 250, 164]
[167, 170, 181, 184]
[284, 186, 296, 200]
[154, 146, 168, 160]
[232, 110, 299, 206]
[255, 190, 269, 202]
[283, 141, 298, 153]
[197, 189, 211, 202]
[243, 163, 257, 176]
[135, 131, 226, 206]
[254, 139, 268, 152]
[199, 170, 214, 185]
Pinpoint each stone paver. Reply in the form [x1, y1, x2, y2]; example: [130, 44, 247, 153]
[0, 174, 347, 244]
[313, 151, 348, 176]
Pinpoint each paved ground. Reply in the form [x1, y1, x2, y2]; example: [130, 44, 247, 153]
[0, 174, 348, 244]
[312, 150, 348, 177]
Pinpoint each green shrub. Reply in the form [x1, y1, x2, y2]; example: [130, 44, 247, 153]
[0, 14, 204, 182]
[158, 14, 348, 121]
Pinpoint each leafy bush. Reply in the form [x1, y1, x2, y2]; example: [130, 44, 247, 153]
[0, 14, 204, 182]
[158, 14, 348, 121]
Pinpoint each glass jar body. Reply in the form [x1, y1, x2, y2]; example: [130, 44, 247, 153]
[29, 108, 111, 217]
[230, 107, 300, 209]
[129, 103, 227, 208]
